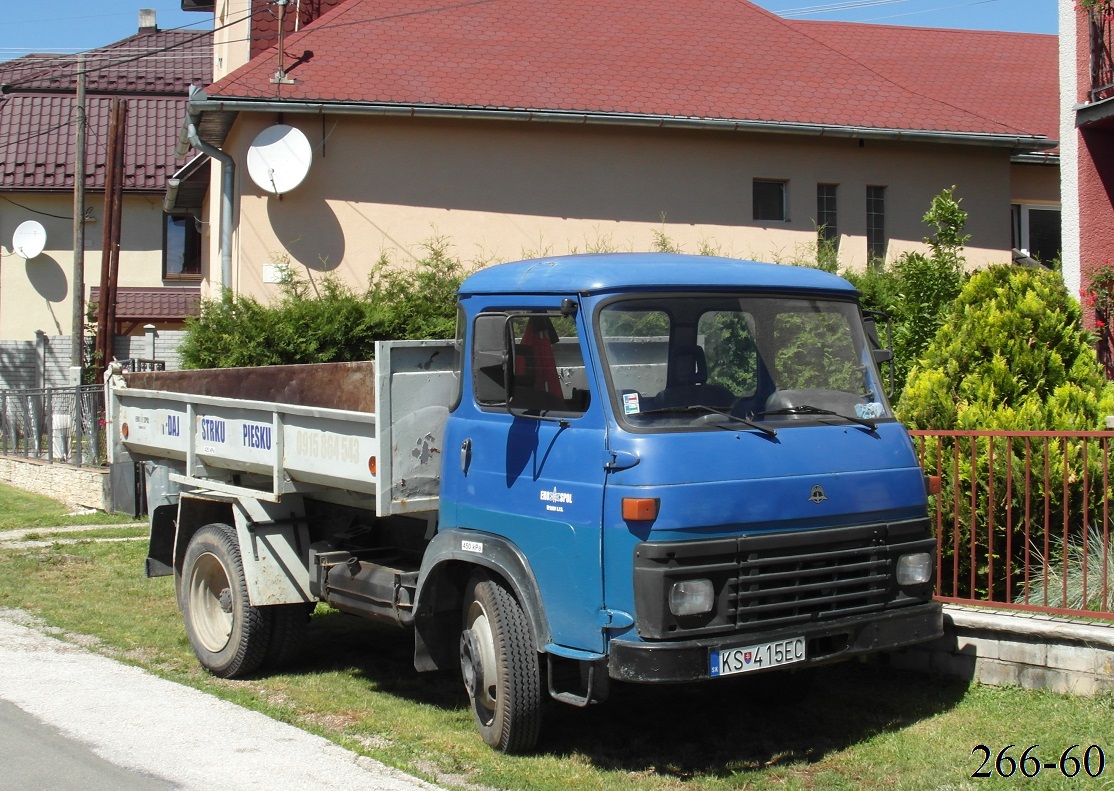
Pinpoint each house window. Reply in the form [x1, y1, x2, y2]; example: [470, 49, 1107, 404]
[866, 186, 886, 265]
[164, 214, 201, 279]
[817, 184, 838, 243]
[1011, 204, 1062, 265]
[753, 180, 787, 222]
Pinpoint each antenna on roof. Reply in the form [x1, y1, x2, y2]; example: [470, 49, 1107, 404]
[271, 0, 296, 85]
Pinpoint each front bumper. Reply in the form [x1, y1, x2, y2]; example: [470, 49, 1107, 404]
[608, 601, 942, 683]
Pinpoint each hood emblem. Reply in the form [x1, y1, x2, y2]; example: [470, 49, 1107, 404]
[808, 485, 828, 504]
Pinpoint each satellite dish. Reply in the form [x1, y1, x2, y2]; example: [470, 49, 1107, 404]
[12, 220, 47, 259]
[246, 124, 312, 196]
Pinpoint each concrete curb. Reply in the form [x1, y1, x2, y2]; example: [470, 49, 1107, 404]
[0, 609, 444, 791]
[888, 604, 1114, 695]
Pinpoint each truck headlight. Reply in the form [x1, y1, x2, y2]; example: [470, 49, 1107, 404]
[668, 579, 714, 616]
[896, 552, 933, 586]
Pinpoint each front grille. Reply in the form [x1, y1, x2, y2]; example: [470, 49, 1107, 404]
[632, 520, 935, 639]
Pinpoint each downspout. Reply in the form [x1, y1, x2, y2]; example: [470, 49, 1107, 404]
[176, 87, 234, 291]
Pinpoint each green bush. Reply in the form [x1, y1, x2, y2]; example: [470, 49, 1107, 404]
[179, 241, 467, 369]
[900, 265, 1114, 601]
[900, 266, 1112, 430]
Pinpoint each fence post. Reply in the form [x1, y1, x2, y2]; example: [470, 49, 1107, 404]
[45, 388, 53, 463]
[21, 394, 29, 458]
[73, 382, 84, 467]
[89, 387, 99, 467]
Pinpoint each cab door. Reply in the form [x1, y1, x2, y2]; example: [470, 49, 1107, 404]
[440, 303, 608, 653]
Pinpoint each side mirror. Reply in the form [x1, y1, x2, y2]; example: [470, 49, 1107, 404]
[862, 310, 895, 398]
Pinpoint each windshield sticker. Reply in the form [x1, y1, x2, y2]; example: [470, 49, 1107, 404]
[623, 392, 641, 415]
[855, 402, 885, 420]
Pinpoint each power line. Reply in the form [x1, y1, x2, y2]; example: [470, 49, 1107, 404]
[859, 0, 1006, 23]
[773, 0, 1007, 20]
[0, 7, 262, 91]
[0, 195, 74, 220]
[776, 0, 916, 16]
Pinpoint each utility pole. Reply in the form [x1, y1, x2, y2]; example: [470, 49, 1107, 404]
[95, 97, 126, 379]
[70, 55, 86, 375]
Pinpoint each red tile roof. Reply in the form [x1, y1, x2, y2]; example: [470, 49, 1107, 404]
[0, 27, 212, 192]
[794, 20, 1058, 145]
[204, 0, 1055, 147]
[248, 0, 348, 61]
[89, 286, 201, 321]
[0, 95, 195, 191]
[0, 29, 211, 94]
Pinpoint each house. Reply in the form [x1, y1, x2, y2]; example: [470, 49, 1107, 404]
[0, 9, 211, 382]
[174, 0, 1058, 303]
[1060, 0, 1114, 345]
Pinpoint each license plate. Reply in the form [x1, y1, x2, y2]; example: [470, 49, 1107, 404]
[710, 637, 806, 677]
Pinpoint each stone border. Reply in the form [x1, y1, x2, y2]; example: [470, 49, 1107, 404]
[888, 604, 1114, 696]
[0, 456, 108, 511]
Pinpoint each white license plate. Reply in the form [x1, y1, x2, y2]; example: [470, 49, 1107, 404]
[710, 637, 806, 677]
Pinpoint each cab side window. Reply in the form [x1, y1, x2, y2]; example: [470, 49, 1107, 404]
[471, 312, 591, 415]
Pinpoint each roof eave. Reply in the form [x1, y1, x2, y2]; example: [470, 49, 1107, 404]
[189, 96, 1054, 153]
[1012, 151, 1060, 165]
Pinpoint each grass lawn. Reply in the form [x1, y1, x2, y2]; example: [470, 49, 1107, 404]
[0, 491, 1111, 789]
[0, 481, 141, 530]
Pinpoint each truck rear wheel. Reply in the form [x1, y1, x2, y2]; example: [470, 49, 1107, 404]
[180, 523, 270, 678]
[459, 573, 542, 753]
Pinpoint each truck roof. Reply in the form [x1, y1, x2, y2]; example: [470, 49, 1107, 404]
[458, 253, 859, 297]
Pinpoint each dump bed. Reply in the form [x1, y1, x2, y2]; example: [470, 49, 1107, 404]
[107, 340, 456, 517]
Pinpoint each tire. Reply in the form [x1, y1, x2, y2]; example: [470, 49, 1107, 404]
[180, 523, 271, 678]
[459, 573, 543, 753]
[263, 603, 310, 670]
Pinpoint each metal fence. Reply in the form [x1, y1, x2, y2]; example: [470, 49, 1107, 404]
[911, 430, 1114, 621]
[0, 385, 105, 466]
[1090, 8, 1114, 103]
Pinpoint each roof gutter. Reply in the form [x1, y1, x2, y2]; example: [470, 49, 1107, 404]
[1011, 152, 1060, 165]
[189, 96, 1058, 152]
[177, 87, 234, 291]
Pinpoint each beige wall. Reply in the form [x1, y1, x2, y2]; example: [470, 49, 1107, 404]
[204, 114, 1019, 300]
[212, 0, 252, 82]
[1011, 161, 1061, 205]
[0, 193, 167, 340]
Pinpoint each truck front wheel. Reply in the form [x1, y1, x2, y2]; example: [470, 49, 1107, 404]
[459, 573, 542, 753]
[180, 523, 270, 678]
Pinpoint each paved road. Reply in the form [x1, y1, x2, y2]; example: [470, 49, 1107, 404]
[0, 609, 442, 791]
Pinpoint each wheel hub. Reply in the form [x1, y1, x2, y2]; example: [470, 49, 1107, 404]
[460, 628, 484, 699]
[218, 587, 233, 614]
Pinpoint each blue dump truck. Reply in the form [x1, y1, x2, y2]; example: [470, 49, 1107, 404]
[107, 253, 942, 752]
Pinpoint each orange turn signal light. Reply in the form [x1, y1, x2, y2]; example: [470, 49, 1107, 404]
[925, 475, 942, 495]
[121, 423, 129, 440]
[622, 497, 660, 522]
[368, 456, 377, 476]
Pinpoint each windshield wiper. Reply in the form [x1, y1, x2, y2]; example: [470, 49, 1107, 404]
[758, 404, 876, 431]
[640, 404, 777, 437]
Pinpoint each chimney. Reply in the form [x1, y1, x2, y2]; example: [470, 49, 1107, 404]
[139, 9, 157, 32]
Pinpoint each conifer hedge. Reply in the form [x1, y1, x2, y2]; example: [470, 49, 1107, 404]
[899, 265, 1114, 603]
[178, 243, 466, 369]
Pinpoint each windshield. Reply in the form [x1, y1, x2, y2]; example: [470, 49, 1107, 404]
[597, 293, 891, 430]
